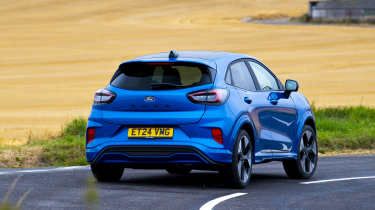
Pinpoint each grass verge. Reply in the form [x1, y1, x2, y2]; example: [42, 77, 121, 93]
[0, 118, 86, 168]
[314, 106, 375, 154]
[0, 106, 374, 167]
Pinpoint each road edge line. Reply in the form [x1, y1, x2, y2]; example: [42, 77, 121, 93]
[300, 176, 375, 184]
[0, 166, 89, 175]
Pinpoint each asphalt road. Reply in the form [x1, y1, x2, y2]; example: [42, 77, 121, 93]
[0, 156, 374, 210]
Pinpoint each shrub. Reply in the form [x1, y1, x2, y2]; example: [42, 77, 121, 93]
[62, 118, 87, 137]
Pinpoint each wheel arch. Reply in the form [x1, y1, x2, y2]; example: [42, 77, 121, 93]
[294, 111, 316, 155]
[304, 117, 316, 133]
[297, 110, 316, 138]
[240, 123, 255, 150]
[229, 114, 258, 154]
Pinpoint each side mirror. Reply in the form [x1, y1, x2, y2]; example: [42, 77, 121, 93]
[285, 79, 299, 97]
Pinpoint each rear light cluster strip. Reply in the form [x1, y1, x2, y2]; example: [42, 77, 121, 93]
[94, 89, 116, 105]
[187, 88, 229, 105]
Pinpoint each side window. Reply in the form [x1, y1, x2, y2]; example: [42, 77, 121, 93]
[248, 61, 280, 91]
[228, 61, 256, 91]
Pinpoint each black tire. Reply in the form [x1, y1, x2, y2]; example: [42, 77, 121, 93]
[220, 130, 253, 188]
[91, 164, 124, 182]
[166, 167, 192, 175]
[283, 125, 318, 179]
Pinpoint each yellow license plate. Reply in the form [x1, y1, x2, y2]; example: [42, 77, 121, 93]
[128, 128, 173, 138]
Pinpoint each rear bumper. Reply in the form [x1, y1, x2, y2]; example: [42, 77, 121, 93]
[86, 100, 236, 168]
[86, 142, 232, 167]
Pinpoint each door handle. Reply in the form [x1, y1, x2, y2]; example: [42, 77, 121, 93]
[270, 99, 278, 105]
[244, 97, 252, 104]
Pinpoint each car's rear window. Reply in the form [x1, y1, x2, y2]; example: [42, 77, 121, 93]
[110, 62, 214, 90]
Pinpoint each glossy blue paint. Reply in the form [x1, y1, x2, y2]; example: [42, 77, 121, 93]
[86, 51, 315, 168]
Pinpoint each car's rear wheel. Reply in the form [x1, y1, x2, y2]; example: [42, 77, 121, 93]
[221, 130, 253, 188]
[283, 125, 318, 179]
[91, 164, 124, 182]
[166, 167, 192, 175]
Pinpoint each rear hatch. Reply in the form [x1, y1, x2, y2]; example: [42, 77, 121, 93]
[99, 61, 216, 125]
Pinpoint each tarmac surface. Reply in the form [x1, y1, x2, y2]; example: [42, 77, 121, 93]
[0, 155, 374, 210]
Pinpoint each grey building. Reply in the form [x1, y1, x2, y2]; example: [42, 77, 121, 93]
[309, 0, 375, 21]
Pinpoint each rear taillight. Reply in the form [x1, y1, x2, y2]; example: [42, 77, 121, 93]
[86, 128, 95, 144]
[211, 128, 223, 144]
[187, 89, 228, 105]
[94, 89, 116, 105]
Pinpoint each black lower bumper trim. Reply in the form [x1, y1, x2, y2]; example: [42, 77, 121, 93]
[91, 145, 223, 165]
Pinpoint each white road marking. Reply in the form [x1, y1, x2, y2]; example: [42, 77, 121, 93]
[300, 176, 375, 184]
[55, 166, 88, 171]
[0, 166, 88, 175]
[200, 193, 247, 210]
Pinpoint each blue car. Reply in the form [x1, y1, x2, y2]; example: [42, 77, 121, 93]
[86, 50, 318, 188]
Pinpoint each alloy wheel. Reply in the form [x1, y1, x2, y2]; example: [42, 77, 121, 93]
[237, 135, 252, 183]
[299, 130, 317, 174]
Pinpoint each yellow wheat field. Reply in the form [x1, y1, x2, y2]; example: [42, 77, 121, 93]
[0, 0, 374, 142]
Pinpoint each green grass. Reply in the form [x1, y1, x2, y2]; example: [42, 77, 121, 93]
[61, 118, 87, 137]
[0, 118, 87, 168]
[0, 106, 374, 167]
[34, 118, 87, 166]
[2, 118, 88, 167]
[314, 106, 375, 154]
[34, 136, 86, 166]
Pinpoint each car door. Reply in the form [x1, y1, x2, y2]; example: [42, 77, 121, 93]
[245, 59, 298, 156]
[226, 60, 272, 158]
[226, 60, 257, 110]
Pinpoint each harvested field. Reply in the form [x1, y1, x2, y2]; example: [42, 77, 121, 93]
[1, 0, 374, 141]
